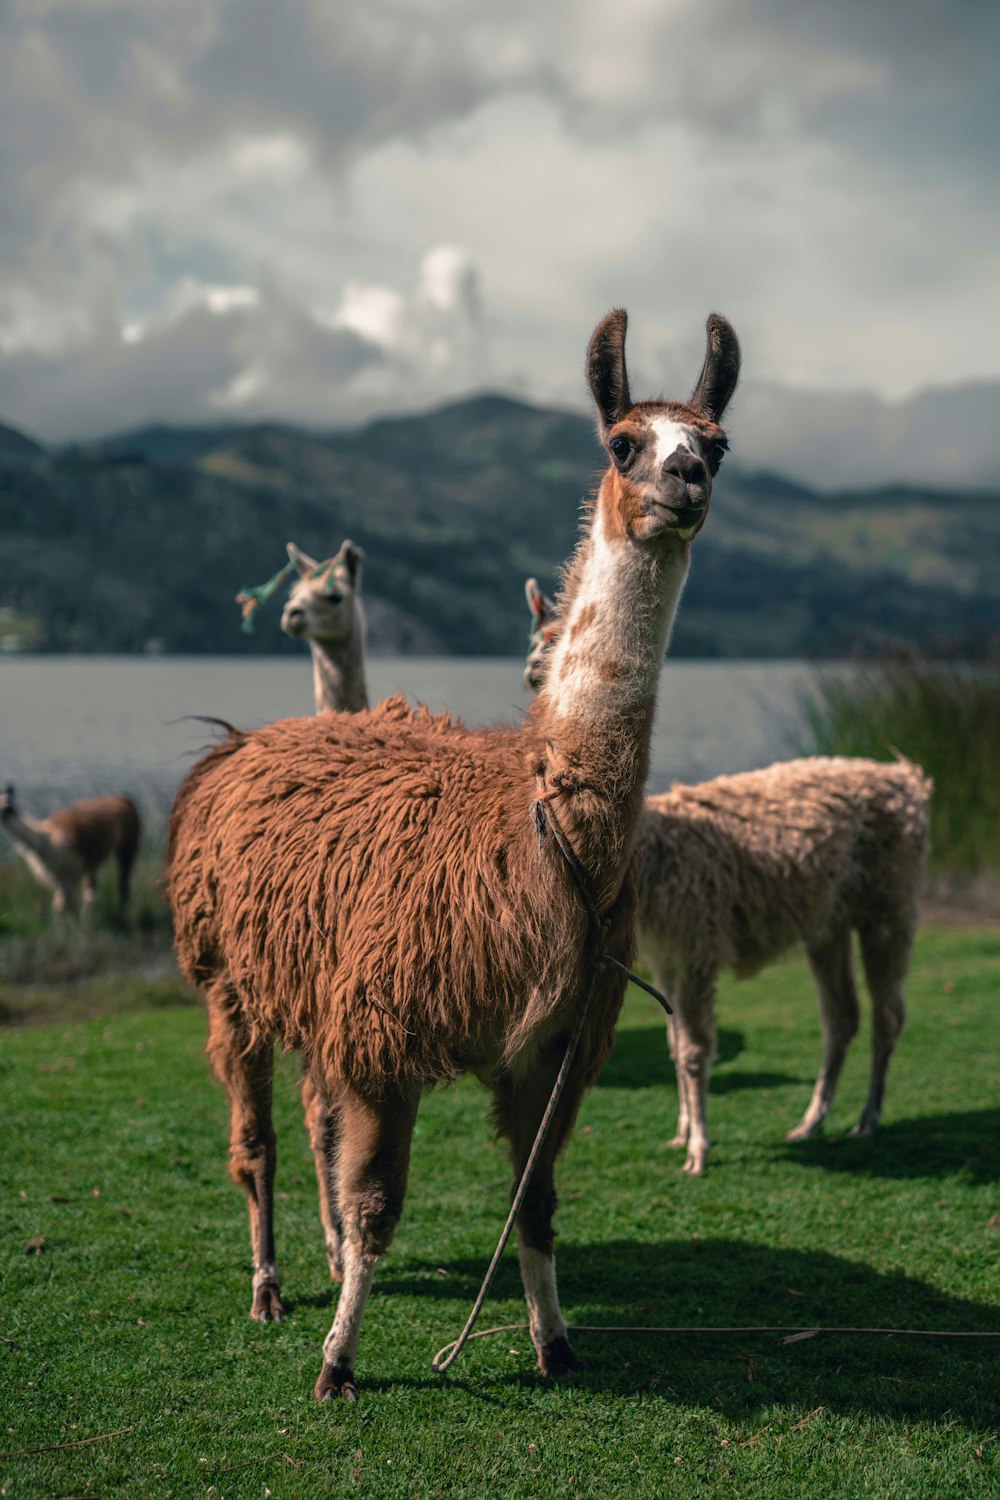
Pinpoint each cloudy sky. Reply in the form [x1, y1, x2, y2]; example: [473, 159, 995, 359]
[1, 0, 998, 479]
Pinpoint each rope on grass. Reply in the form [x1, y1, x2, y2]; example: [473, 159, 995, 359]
[432, 1322, 1000, 1370]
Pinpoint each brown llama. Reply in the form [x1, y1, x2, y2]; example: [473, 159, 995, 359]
[0, 785, 141, 918]
[167, 307, 741, 1399]
[523, 585, 931, 1174]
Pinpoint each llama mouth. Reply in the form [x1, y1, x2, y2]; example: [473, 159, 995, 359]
[666, 503, 706, 532]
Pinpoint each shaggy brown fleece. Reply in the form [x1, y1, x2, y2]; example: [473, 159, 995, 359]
[168, 697, 633, 1094]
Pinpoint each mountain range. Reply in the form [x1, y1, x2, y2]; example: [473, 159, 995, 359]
[2, 396, 998, 659]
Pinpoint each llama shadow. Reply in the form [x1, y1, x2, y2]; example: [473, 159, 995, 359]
[377, 1238, 1000, 1423]
[599, 1025, 750, 1089]
[600, 1025, 802, 1095]
[780, 1107, 1000, 1184]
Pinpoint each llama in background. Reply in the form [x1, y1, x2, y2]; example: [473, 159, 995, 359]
[523, 584, 931, 1174]
[236, 539, 368, 714]
[168, 307, 741, 1397]
[280, 541, 368, 715]
[283, 539, 373, 1286]
[0, 786, 141, 919]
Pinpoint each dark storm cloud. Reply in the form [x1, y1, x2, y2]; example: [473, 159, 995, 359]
[0, 0, 997, 474]
[0, 286, 383, 440]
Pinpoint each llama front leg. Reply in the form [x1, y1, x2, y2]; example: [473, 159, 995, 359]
[314, 1082, 419, 1401]
[494, 1051, 583, 1377]
[205, 990, 285, 1322]
[643, 952, 687, 1147]
[671, 967, 717, 1176]
[787, 923, 859, 1141]
[302, 1073, 344, 1282]
[665, 1007, 690, 1149]
[852, 924, 909, 1137]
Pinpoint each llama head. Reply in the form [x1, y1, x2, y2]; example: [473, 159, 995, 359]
[281, 540, 364, 645]
[587, 309, 740, 544]
[524, 579, 558, 691]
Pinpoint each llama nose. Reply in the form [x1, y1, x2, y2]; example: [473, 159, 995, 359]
[286, 607, 306, 625]
[662, 447, 707, 493]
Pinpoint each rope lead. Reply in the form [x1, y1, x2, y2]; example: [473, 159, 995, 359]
[433, 772, 669, 1375]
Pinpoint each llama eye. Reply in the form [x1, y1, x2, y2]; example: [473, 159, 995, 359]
[609, 435, 632, 463]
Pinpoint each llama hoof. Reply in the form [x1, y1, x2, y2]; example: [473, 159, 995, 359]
[538, 1336, 582, 1378]
[314, 1362, 358, 1401]
[785, 1121, 818, 1142]
[251, 1281, 287, 1322]
[848, 1120, 877, 1139]
[681, 1154, 707, 1177]
[666, 1133, 688, 1150]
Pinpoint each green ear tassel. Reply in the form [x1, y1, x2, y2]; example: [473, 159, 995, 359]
[235, 560, 295, 634]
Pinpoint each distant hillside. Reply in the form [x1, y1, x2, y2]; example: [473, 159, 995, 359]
[1, 397, 998, 658]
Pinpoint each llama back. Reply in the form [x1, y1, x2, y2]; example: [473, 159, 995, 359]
[47, 794, 141, 868]
[845, 755, 932, 931]
[639, 759, 862, 970]
[638, 755, 930, 974]
[167, 698, 629, 1090]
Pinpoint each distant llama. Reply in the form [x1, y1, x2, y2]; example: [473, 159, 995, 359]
[524, 583, 931, 1174]
[0, 786, 141, 919]
[237, 539, 368, 715]
[280, 539, 372, 1271]
[168, 308, 741, 1397]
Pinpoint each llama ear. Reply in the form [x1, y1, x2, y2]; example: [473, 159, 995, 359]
[690, 313, 741, 423]
[1, 784, 15, 818]
[587, 308, 632, 435]
[525, 578, 544, 619]
[335, 539, 364, 585]
[286, 542, 319, 577]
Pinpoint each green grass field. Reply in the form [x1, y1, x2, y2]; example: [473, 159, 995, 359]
[2, 928, 998, 1498]
[0, 848, 172, 988]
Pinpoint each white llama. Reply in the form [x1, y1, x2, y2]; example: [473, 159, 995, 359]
[523, 584, 931, 1174]
[236, 539, 368, 715]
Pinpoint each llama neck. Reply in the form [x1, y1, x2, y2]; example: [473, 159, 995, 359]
[530, 498, 690, 897]
[309, 626, 368, 715]
[2, 810, 56, 863]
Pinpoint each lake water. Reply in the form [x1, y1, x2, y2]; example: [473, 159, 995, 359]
[0, 656, 819, 829]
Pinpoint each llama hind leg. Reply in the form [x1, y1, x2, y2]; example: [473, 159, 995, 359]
[303, 1072, 344, 1283]
[205, 990, 285, 1322]
[493, 1050, 585, 1377]
[853, 922, 910, 1137]
[787, 922, 860, 1141]
[315, 1082, 419, 1401]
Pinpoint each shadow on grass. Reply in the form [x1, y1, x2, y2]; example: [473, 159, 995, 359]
[376, 1239, 1000, 1421]
[601, 1025, 803, 1097]
[781, 1108, 1000, 1184]
[599, 1025, 748, 1089]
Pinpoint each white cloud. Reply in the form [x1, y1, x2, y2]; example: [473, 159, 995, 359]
[0, 0, 997, 477]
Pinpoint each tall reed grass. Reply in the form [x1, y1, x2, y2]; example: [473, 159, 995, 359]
[802, 657, 1000, 878]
